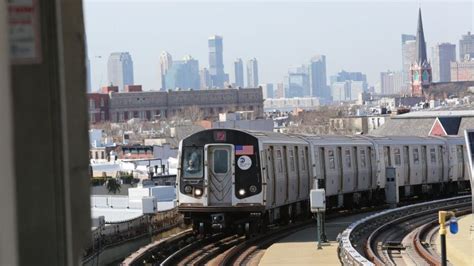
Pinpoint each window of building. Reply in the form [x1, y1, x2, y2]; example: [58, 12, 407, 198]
[394, 148, 401, 166]
[430, 148, 436, 163]
[100, 97, 104, 107]
[413, 148, 419, 164]
[345, 149, 351, 168]
[328, 150, 335, 170]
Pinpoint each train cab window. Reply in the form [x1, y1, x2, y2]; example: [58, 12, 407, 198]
[456, 146, 464, 161]
[276, 149, 283, 173]
[213, 150, 228, 173]
[360, 149, 367, 168]
[413, 148, 420, 164]
[430, 148, 436, 163]
[328, 150, 335, 169]
[394, 148, 401, 166]
[182, 147, 203, 178]
[345, 149, 351, 168]
[289, 149, 295, 171]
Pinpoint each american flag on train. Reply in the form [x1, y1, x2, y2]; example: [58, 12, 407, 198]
[235, 145, 254, 155]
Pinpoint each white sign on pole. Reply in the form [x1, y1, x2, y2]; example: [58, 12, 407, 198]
[8, 0, 42, 64]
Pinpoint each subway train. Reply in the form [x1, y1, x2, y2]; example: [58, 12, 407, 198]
[176, 129, 470, 234]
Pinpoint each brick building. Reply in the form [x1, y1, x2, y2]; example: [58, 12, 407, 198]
[87, 87, 263, 123]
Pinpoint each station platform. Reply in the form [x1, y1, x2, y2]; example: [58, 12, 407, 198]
[436, 214, 473, 266]
[259, 212, 374, 265]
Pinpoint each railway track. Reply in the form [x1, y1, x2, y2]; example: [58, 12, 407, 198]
[340, 195, 472, 266]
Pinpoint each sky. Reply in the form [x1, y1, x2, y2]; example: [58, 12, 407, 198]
[84, 0, 473, 91]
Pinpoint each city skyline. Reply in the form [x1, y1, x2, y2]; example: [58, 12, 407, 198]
[84, 1, 473, 91]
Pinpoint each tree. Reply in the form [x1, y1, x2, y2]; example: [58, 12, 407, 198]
[105, 178, 121, 194]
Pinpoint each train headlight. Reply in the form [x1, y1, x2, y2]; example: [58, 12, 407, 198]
[184, 185, 192, 194]
[194, 188, 202, 196]
[249, 185, 257, 193]
[238, 189, 246, 196]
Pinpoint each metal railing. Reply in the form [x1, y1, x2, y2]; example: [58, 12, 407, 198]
[338, 195, 471, 266]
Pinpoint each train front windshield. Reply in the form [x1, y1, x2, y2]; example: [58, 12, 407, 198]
[182, 147, 204, 178]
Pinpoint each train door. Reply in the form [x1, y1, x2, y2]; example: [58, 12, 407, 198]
[353, 147, 359, 191]
[367, 147, 374, 189]
[206, 144, 234, 206]
[268, 146, 276, 206]
[438, 146, 444, 182]
[421, 146, 427, 183]
[337, 147, 343, 193]
[283, 146, 289, 203]
[403, 146, 410, 185]
[304, 147, 310, 195]
[318, 147, 326, 189]
[294, 146, 301, 200]
[457, 145, 464, 179]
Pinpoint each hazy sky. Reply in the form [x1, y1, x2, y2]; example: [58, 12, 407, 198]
[84, 0, 473, 91]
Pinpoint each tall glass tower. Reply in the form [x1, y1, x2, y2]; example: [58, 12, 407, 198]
[107, 52, 134, 92]
[208, 35, 225, 88]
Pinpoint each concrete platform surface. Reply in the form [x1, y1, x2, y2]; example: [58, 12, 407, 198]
[259, 212, 376, 265]
[437, 214, 473, 266]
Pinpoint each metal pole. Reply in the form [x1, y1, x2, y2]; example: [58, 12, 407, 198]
[440, 233, 447, 266]
[317, 213, 322, 249]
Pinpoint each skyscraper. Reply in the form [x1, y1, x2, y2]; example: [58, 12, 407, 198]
[234, 58, 244, 87]
[160, 51, 173, 90]
[200, 68, 211, 89]
[208, 35, 225, 88]
[261, 83, 274, 99]
[410, 8, 431, 96]
[247, 58, 259, 87]
[309, 55, 328, 98]
[459, 31, 474, 61]
[380, 71, 403, 94]
[164, 55, 200, 90]
[107, 52, 134, 92]
[401, 34, 416, 84]
[431, 43, 456, 82]
[287, 65, 310, 98]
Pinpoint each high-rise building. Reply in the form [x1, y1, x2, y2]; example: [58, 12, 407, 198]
[309, 55, 328, 98]
[410, 8, 431, 97]
[247, 58, 259, 87]
[200, 68, 211, 89]
[160, 51, 173, 90]
[107, 52, 134, 92]
[275, 83, 285, 98]
[380, 71, 404, 94]
[331, 70, 367, 84]
[331, 80, 365, 102]
[287, 65, 310, 98]
[234, 58, 244, 87]
[402, 34, 416, 84]
[431, 43, 456, 82]
[261, 83, 274, 99]
[459, 31, 474, 61]
[208, 35, 225, 88]
[450, 60, 474, 81]
[164, 55, 200, 90]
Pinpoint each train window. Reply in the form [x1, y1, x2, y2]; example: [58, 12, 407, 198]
[457, 146, 463, 161]
[328, 150, 335, 169]
[360, 149, 366, 168]
[345, 149, 351, 168]
[301, 150, 306, 171]
[413, 148, 420, 164]
[276, 149, 283, 173]
[213, 150, 228, 174]
[289, 149, 295, 172]
[430, 148, 436, 163]
[394, 148, 401, 166]
[182, 147, 203, 178]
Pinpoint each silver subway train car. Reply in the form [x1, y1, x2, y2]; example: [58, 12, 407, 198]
[177, 129, 470, 234]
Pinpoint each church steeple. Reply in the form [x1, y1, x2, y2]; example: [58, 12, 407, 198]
[410, 8, 431, 97]
[415, 8, 428, 64]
